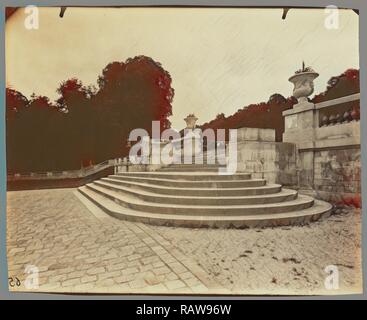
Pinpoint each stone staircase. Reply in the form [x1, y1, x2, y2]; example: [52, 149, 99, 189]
[78, 163, 332, 228]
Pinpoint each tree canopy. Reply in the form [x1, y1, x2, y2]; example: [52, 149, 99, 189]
[6, 55, 173, 173]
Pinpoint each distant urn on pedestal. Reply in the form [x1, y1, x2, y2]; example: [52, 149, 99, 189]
[289, 61, 319, 106]
[184, 114, 198, 129]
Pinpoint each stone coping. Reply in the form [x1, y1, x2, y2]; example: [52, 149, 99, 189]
[315, 93, 360, 109]
[283, 93, 360, 117]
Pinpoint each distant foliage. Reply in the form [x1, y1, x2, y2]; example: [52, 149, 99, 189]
[6, 56, 173, 173]
[201, 94, 295, 142]
[312, 69, 359, 103]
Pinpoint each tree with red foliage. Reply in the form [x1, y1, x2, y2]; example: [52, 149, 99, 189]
[313, 69, 359, 103]
[5, 88, 28, 120]
[92, 56, 173, 162]
[201, 94, 295, 142]
[6, 55, 174, 173]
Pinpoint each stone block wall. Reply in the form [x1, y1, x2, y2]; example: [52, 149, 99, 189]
[235, 128, 297, 186]
[282, 94, 361, 206]
[313, 147, 361, 204]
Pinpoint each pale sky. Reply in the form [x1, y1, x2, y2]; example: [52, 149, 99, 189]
[6, 7, 359, 129]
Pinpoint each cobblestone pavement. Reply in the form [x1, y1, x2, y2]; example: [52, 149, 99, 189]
[6, 188, 362, 295]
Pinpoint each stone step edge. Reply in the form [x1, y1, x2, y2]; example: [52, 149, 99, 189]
[116, 171, 252, 179]
[117, 171, 251, 175]
[95, 180, 297, 201]
[110, 175, 261, 185]
[86, 183, 314, 211]
[158, 168, 220, 172]
[108, 175, 266, 189]
[102, 177, 282, 195]
[78, 186, 332, 228]
[101, 175, 282, 191]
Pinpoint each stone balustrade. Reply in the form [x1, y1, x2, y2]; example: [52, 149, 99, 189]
[319, 105, 360, 127]
[283, 85, 361, 203]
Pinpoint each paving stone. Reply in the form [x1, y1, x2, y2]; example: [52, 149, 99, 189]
[166, 272, 179, 281]
[73, 283, 95, 291]
[8, 188, 361, 295]
[129, 279, 147, 289]
[67, 270, 85, 279]
[142, 283, 167, 293]
[122, 267, 139, 275]
[81, 275, 97, 283]
[101, 253, 118, 261]
[164, 280, 186, 290]
[48, 274, 68, 283]
[40, 282, 62, 290]
[152, 261, 165, 268]
[127, 254, 141, 262]
[153, 266, 171, 276]
[96, 278, 115, 287]
[191, 284, 210, 293]
[179, 271, 196, 280]
[84, 257, 99, 264]
[98, 271, 121, 281]
[184, 277, 201, 287]
[86, 267, 105, 275]
[107, 262, 127, 272]
[8, 248, 26, 255]
[62, 278, 81, 287]
[115, 274, 135, 284]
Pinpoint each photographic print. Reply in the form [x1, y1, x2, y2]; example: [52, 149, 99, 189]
[5, 6, 362, 295]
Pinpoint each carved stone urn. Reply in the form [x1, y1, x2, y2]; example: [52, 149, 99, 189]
[184, 114, 198, 130]
[289, 62, 319, 105]
[183, 114, 202, 158]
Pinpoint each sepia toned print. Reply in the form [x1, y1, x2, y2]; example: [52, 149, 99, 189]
[5, 6, 361, 295]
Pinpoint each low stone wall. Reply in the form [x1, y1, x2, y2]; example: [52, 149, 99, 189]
[235, 128, 297, 186]
[7, 166, 114, 191]
[297, 121, 361, 204]
[115, 163, 163, 173]
[236, 126, 361, 206]
[236, 141, 297, 186]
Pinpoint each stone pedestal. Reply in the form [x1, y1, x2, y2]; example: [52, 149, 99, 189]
[283, 101, 317, 189]
[182, 130, 203, 163]
[182, 114, 203, 163]
[283, 64, 319, 190]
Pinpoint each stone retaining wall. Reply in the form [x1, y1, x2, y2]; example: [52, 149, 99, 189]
[7, 166, 114, 191]
[314, 147, 361, 205]
[282, 94, 361, 206]
[236, 140, 297, 187]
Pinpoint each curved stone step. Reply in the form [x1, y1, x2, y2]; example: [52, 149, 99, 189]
[85, 183, 314, 216]
[158, 164, 222, 172]
[93, 180, 298, 205]
[109, 175, 263, 188]
[101, 177, 282, 196]
[171, 156, 225, 165]
[158, 167, 221, 172]
[116, 171, 252, 181]
[160, 163, 221, 168]
[78, 186, 332, 228]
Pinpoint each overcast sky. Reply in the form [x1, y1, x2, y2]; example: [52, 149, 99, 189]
[6, 7, 359, 129]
